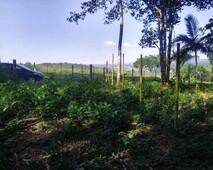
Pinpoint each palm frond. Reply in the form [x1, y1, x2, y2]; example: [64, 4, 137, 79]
[200, 45, 213, 55]
[185, 14, 199, 39]
[173, 34, 191, 44]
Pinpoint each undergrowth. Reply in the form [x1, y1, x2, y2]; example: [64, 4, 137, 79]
[0, 78, 212, 169]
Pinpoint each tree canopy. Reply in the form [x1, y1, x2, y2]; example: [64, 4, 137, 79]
[134, 55, 160, 76]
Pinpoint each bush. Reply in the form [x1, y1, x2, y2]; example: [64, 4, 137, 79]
[179, 93, 205, 123]
[0, 82, 36, 122]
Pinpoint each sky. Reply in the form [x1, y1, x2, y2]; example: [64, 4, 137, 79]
[0, 0, 212, 64]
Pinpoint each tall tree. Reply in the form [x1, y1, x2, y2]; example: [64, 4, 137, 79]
[128, 0, 184, 85]
[67, 0, 127, 83]
[174, 14, 212, 87]
[117, 0, 123, 83]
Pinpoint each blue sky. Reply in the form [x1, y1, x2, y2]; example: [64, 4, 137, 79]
[0, 0, 212, 64]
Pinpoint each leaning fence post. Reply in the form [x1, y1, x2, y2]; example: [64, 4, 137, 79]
[90, 64, 93, 80]
[175, 43, 180, 129]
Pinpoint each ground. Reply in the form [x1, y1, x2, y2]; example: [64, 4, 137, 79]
[1, 116, 212, 170]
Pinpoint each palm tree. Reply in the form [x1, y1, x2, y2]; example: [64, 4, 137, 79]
[174, 14, 210, 87]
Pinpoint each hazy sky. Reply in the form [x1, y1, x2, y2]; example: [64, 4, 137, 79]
[0, 0, 212, 64]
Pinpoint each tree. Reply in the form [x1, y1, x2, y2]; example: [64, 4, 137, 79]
[189, 0, 213, 10]
[207, 53, 213, 84]
[134, 55, 160, 77]
[174, 14, 212, 87]
[67, 0, 127, 83]
[128, 0, 185, 85]
[205, 17, 213, 54]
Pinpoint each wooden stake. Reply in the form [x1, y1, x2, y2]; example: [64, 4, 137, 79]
[81, 65, 83, 76]
[90, 64, 93, 80]
[60, 63, 62, 76]
[106, 61, 108, 82]
[46, 64, 49, 74]
[72, 65, 74, 79]
[132, 68, 134, 81]
[13, 59, 16, 75]
[33, 62, 36, 71]
[103, 67, 105, 80]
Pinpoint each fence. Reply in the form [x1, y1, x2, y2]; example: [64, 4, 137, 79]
[35, 63, 135, 82]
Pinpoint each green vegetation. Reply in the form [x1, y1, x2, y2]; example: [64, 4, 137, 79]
[0, 67, 212, 169]
[134, 55, 160, 77]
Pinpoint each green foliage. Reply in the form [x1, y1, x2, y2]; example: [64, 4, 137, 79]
[0, 82, 35, 122]
[180, 64, 212, 83]
[0, 71, 212, 169]
[179, 93, 204, 122]
[34, 81, 70, 118]
[134, 55, 160, 76]
[143, 90, 175, 128]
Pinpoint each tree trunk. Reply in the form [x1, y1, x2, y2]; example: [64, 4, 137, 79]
[167, 14, 173, 84]
[159, 7, 167, 86]
[117, 0, 123, 84]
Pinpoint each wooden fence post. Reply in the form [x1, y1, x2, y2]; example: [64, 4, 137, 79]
[13, 59, 16, 75]
[46, 64, 49, 74]
[139, 55, 143, 106]
[81, 65, 83, 76]
[132, 68, 134, 81]
[90, 64, 93, 80]
[33, 62, 35, 70]
[106, 61, 108, 82]
[103, 67, 105, 80]
[60, 63, 62, 76]
[175, 43, 180, 129]
[72, 65, 74, 79]
[112, 54, 114, 86]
